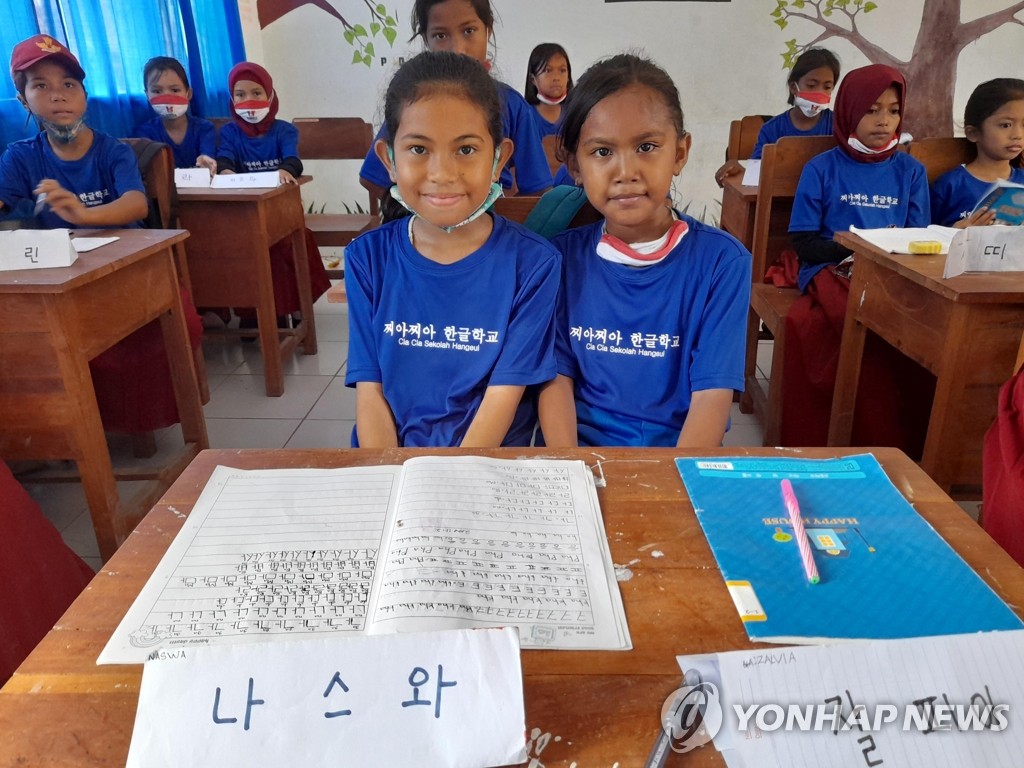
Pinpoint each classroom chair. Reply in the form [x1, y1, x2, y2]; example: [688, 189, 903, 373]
[120, 138, 210, 452]
[907, 136, 975, 184]
[726, 115, 771, 162]
[492, 195, 544, 224]
[740, 135, 837, 444]
[292, 117, 379, 278]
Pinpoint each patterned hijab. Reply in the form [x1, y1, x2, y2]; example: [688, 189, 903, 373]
[228, 61, 279, 137]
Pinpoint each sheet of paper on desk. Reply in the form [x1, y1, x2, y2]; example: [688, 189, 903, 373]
[127, 627, 527, 768]
[740, 159, 761, 187]
[211, 171, 282, 189]
[943, 225, 1024, 278]
[71, 236, 118, 252]
[677, 629, 1024, 768]
[848, 225, 958, 254]
[100, 458, 630, 664]
[174, 168, 213, 188]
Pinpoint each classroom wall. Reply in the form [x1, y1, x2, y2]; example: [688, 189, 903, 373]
[250, 0, 1024, 221]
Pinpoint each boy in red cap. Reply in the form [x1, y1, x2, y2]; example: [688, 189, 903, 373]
[0, 34, 147, 227]
[0, 34, 203, 437]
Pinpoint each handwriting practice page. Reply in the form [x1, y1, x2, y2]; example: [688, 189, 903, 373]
[101, 466, 399, 664]
[366, 456, 630, 650]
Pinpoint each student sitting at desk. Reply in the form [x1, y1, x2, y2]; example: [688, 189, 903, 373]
[715, 48, 839, 187]
[538, 54, 750, 448]
[782, 64, 933, 451]
[0, 34, 203, 434]
[930, 78, 1024, 228]
[216, 61, 330, 328]
[345, 52, 560, 448]
[134, 55, 217, 173]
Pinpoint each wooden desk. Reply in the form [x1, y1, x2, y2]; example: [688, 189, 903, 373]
[719, 175, 757, 251]
[0, 230, 209, 561]
[178, 183, 317, 397]
[829, 232, 1024, 493]
[3, 447, 1021, 766]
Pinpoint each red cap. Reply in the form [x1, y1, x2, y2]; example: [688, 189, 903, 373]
[10, 35, 86, 82]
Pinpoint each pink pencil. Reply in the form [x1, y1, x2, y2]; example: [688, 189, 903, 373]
[781, 479, 819, 585]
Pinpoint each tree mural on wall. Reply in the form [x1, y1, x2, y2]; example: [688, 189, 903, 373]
[772, 0, 1024, 136]
[258, 0, 399, 66]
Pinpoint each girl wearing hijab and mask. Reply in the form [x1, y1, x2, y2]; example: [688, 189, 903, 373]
[216, 61, 330, 327]
[781, 64, 933, 451]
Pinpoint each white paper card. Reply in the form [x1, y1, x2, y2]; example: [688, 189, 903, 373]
[677, 630, 1024, 768]
[849, 225, 958, 255]
[0, 228, 77, 270]
[174, 168, 213, 188]
[126, 627, 526, 768]
[740, 160, 761, 188]
[71, 236, 118, 253]
[943, 225, 1024, 278]
[211, 171, 282, 189]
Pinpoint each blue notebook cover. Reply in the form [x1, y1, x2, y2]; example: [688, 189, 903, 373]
[676, 454, 1024, 643]
[972, 178, 1024, 225]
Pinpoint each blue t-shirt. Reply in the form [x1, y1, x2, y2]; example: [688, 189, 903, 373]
[0, 130, 145, 229]
[360, 82, 553, 195]
[550, 216, 751, 447]
[533, 110, 559, 138]
[789, 148, 930, 290]
[344, 214, 560, 447]
[133, 115, 217, 169]
[217, 119, 299, 173]
[752, 109, 834, 160]
[930, 165, 1024, 227]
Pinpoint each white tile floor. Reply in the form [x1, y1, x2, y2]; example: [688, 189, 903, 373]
[19, 293, 774, 571]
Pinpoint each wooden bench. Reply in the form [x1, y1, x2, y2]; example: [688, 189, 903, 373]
[908, 136, 974, 183]
[741, 135, 836, 444]
[292, 117, 379, 276]
[726, 114, 770, 161]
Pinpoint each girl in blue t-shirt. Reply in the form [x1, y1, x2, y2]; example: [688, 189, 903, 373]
[344, 51, 560, 448]
[359, 0, 553, 202]
[715, 47, 840, 187]
[781, 64, 933, 450]
[216, 61, 330, 322]
[134, 56, 217, 173]
[538, 54, 751, 448]
[525, 43, 572, 138]
[931, 78, 1024, 227]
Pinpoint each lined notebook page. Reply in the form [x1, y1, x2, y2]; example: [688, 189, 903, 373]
[99, 465, 400, 664]
[366, 456, 630, 650]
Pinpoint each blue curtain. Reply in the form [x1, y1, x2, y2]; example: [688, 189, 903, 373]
[0, 0, 245, 150]
[0, 0, 41, 149]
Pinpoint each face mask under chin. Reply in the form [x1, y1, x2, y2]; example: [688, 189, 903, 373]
[40, 116, 85, 144]
[387, 146, 504, 234]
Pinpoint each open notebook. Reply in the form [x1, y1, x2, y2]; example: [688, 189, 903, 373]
[100, 456, 631, 663]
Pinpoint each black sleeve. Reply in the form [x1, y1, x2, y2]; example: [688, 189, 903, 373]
[215, 156, 237, 173]
[279, 156, 303, 178]
[790, 230, 853, 266]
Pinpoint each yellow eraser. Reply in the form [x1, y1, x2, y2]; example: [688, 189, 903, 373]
[908, 240, 942, 254]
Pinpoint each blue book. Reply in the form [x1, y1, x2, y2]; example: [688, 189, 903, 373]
[972, 178, 1024, 225]
[675, 454, 1024, 643]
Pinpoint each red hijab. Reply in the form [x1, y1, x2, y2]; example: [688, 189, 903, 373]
[228, 61, 279, 137]
[833, 64, 906, 163]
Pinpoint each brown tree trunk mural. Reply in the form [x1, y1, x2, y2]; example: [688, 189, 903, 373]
[775, 0, 1024, 137]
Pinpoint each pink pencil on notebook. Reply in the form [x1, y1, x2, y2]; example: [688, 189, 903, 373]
[781, 479, 820, 585]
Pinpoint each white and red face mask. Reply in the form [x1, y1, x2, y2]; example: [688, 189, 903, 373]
[150, 94, 189, 118]
[793, 91, 830, 118]
[234, 99, 271, 124]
